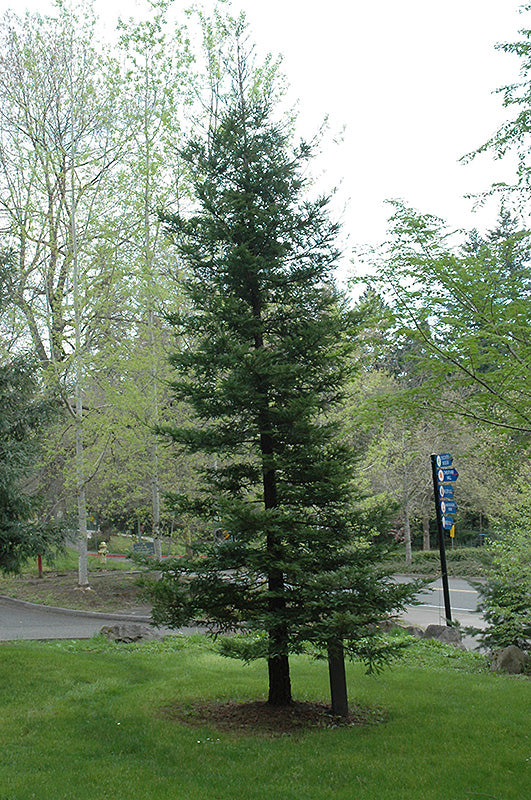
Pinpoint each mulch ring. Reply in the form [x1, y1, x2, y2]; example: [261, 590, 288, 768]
[159, 699, 388, 737]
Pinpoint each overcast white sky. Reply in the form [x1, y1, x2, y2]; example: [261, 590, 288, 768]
[2, 0, 529, 263]
[240, 0, 526, 257]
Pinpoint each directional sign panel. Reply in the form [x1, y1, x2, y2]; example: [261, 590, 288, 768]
[437, 468, 459, 483]
[435, 453, 453, 468]
[440, 500, 458, 514]
[441, 515, 455, 530]
[438, 485, 454, 499]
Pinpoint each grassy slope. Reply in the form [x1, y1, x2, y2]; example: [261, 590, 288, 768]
[0, 636, 528, 800]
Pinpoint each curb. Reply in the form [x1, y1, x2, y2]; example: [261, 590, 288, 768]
[0, 595, 153, 624]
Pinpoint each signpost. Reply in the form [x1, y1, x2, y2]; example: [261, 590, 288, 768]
[431, 453, 459, 625]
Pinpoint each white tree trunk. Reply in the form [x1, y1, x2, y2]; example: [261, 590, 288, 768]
[403, 504, 412, 566]
[422, 514, 431, 551]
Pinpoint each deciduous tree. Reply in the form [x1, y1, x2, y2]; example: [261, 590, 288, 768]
[365, 202, 531, 438]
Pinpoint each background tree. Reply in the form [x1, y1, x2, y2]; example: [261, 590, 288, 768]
[364, 202, 531, 439]
[146, 34, 415, 714]
[0, 4, 129, 585]
[0, 252, 63, 573]
[112, 0, 195, 556]
[345, 278, 523, 555]
[0, 1, 201, 565]
[463, 4, 531, 204]
[345, 294, 457, 557]
[476, 467, 531, 653]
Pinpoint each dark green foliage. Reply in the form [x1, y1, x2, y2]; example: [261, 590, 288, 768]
[477, 527, 531, 653]
[0, 249, 63, 573]
[150, 54, 417, 707]
[0, 354, 64, 573]
[478, 576, 531, 653]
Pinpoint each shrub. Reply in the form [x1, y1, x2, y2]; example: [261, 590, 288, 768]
[477, 528, 531, 653]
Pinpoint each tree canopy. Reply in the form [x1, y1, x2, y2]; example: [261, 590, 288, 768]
[364, 202, 531, 438]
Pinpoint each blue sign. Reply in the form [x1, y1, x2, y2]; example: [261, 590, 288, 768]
[440, 500, 458, 514]
[438, 485, 454, 499]
[442, 515, 454, 530]
[437, 468, 459, 483]
[435, 453, 453, 468]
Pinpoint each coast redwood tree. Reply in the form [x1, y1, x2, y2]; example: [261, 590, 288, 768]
[149, 47, 414, 710]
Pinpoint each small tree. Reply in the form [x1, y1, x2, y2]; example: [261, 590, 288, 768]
[0, 249, 63, 572]
[147, 38, 416, 712]
[477, 470, 531, 653]
[0, 306, 63, 572]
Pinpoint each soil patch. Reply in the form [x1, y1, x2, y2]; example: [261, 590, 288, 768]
[160, 699, 387, 737]
[0, 570, 143, 612]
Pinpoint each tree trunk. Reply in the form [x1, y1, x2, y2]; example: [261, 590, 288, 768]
[152, 453, 162, 560]
[422, 514, 431, 551]
[402, 460, 412, 566]
[403, 504, 412, 566]
[267, 643, 292, 706]
[327, 638, 349, 717]
[70, 97, 89, 589]
[262, 425, 291, 705]
[75, 406, 89, 587]
[253, 276, 291, 705]
[267, 550, 291, 705]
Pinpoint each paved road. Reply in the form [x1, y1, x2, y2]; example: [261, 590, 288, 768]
[1, 578, 485, 645]
[0, 597, 181, 641]
[397, 577, 485, 648]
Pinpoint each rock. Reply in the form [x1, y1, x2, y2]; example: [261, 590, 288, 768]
[402, 625, 424, 639]
[422, 624, 463, 646]
[100, 623, 162, 643]
[490, 645, 527, 675]
[375, 620, 424, 638]
[377, 619, 400, 633]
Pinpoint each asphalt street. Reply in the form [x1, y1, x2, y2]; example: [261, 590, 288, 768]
[397, 577, 485, 647]
[0, 597, 189, 641]
[0, 578, 485, 645]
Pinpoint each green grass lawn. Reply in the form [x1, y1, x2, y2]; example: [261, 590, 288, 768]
[0, 635, 528, 800]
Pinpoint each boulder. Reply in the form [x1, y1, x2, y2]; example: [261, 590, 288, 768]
[422, 624, 463, 646]
[402, 624, 424, 639]
[100, 623, 162, 643]
[490, 645, 527, 675]
[376, 620, 423, 637]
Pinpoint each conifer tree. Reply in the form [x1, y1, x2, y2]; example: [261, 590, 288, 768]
[0, 253, 63, 573]
[149, 41, 415, 711]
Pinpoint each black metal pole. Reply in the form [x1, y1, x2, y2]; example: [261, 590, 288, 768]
[431, 454, 452, 625]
